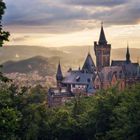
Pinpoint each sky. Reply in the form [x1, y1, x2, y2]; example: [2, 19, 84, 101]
[2, 0, 140, 48]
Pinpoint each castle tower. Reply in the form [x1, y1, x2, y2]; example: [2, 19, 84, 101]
[126, 44, 131, 63]
[94, 23, 111, 70]
[56, 61, 63, 87]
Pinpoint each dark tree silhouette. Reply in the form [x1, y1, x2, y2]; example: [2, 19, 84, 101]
[0, 0, 10, 47]
[0, 0, 10, 82]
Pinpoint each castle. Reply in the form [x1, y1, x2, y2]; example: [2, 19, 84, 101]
[48, 24, 140, 107]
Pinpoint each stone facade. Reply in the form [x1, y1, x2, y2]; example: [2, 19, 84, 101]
[48, 24, 140, 107]
[94, 24, 111, 70]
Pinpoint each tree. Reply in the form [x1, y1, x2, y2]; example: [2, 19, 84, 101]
[0, 0, 10, 82]
[107, 84, 140, 140]
[16, 85, 48, 140]
[0, 0, 10, 47]
[0, 83, 21, 139]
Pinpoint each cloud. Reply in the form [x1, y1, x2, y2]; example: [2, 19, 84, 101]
[3, 0, 140, 33]
[63, 0, 127, 7]
[91, 1, 140, 25]
[4, 0, 88, 25]
[3, 0, 92, 33]
[11, 35, 30, 42]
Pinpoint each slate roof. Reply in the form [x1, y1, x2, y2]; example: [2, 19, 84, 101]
[82, 53, 96, 73]
[62, 71, 94, 85]
[133, 63, 139, 67]
[111, 60, 139, 78]
[56, 62, 63, 81]
[97, 66, 125, 82]
[98, 24, 107, 45]
[111, 60, 126, 66]
[94, 72, 104, 82]
[87, 82, 96, 93]
[123, 63, 138, 77]
[62, 70, 96, 93]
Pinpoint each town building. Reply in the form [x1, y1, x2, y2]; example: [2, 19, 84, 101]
[48, 24, 140, 107]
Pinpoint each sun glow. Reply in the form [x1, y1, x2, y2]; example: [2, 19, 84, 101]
[5, 24, 140, 49]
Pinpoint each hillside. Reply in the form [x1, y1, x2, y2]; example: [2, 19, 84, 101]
[2, 56, 59, 76]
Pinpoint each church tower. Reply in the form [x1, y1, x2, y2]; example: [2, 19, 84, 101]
[94, 23, 111, 70]
[56, 61, 63, 87]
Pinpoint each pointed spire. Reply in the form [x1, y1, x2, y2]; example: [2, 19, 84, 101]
[98, 22, 107, 45]
[82, 53, 96, 73]
[56, 60, 63, 81]
[126, 43, 131, 63]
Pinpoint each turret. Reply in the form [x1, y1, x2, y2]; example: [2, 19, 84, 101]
[126, 44, 131, 63]
[56, 61, 63, 87]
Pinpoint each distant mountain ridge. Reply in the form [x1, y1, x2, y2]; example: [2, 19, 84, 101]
[1, 45, 66, 63]
[2, 56, 58, 76]
[1, 45, 140, 76]
[1, 45, 139, 63]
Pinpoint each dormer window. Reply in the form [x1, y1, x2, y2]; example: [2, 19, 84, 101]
[76, 76, 80, 82]
[87, 78, 90, 83]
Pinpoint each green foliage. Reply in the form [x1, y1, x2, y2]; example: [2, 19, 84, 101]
[0, 0, 10, 85]
[0, 81, 140, 139]
[0, 0, 6, 19]
[0, 30, 10, 46]
[107, 85, 140, 140]
[0, 0, 10, 47]
[0, 83, 21, 140]
[0, 1, 138, 139]
[0, 108, 21, 139]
